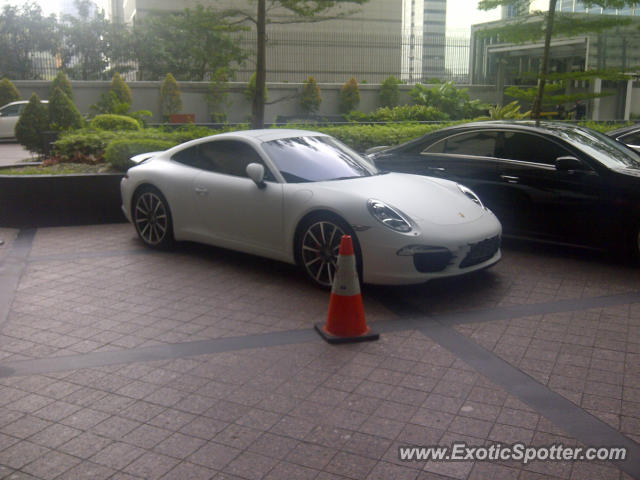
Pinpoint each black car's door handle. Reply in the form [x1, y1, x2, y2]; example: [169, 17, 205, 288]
[500, 175, 519, 184]
[427, 167, 446, 172]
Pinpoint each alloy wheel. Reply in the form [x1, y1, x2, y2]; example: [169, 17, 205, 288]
[134, 191, 168, 246]
[300, 220, 345, 288]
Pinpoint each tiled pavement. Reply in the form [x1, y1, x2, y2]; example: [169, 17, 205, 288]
[0, 224, 638, 479]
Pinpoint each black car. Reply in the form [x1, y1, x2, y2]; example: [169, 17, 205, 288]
[606, 123, 640, 153]
[368, 121, 640, 255]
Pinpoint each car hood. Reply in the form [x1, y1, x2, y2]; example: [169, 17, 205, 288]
[314, 172, 486, 226]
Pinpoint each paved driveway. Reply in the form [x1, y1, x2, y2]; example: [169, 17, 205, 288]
[0, 142, 35, 166]
[0, 224, 638, 479]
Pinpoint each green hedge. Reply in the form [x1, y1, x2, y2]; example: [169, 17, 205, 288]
[53, 130, 118, 163]
[53, 121, 631, 171]
[347, 105, 450, 123]
[104, 139, 177, 171]
[90, 114, 141, 131]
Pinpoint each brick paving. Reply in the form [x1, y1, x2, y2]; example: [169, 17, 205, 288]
[0, 225, 638, 479]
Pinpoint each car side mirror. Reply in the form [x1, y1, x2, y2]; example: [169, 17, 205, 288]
[246, 163, 266, 189]
[555, 156, 589, 173]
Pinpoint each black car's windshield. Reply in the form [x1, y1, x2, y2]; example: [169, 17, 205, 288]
[556, 126, 640, 169]
[262, 136, 379, 183]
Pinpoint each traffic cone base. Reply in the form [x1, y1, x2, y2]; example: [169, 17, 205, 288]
[314, 323, 379, 344]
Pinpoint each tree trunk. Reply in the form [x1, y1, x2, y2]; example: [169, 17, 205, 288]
[532, 0, 557, 126]
[251, 0, 266, 129]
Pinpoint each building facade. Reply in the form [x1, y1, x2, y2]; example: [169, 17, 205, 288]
[116, 0, 449, 83]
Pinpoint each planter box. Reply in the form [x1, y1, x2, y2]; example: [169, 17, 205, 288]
[0, 171, 126, 227]
[169, 114, 195, 124]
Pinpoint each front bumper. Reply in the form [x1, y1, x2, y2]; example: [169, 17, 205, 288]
[358, 214, 502, 285]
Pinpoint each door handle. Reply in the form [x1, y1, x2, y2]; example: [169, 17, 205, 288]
[500, 175, 519, 184]
[195, 186, 208, 195]
[427, 167, 446, 172]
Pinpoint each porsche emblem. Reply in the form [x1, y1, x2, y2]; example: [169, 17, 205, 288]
[458, 212, 465, 218]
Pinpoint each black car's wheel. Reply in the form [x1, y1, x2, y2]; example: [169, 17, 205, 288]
[296, 214, 362, 289]
[132, 186, 174, 249]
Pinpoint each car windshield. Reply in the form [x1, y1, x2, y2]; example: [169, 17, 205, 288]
[262, 136, 379, 183]
[554, 126, 640, 169]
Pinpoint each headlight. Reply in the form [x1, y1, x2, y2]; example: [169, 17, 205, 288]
[367, 199, 413, 233]
[457, 184, 484, 209]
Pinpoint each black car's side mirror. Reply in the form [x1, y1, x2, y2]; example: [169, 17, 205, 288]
[555, 156, 589, 173]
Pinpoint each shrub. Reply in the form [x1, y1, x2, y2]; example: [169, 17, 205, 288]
[110, 72, 132, 105]
[15, 93, 48, 154]
[49, 87, 84, 131]
[410, 81, 487, 120]
[346, 105, 449, 123]
[90, 114, 140, 131]
[160, 73, 182, 121]
[245, 72, 268, 104]
[206, 68, 231, 122]
[300, 76, 321, 114]
[50, 71, 73, 101]
[0, 78, 20, 107]
[104, 139, 176, 171]
[379, 76, 401, 108]
[339, 77, 360, 114]
[52, 130, 118, 163]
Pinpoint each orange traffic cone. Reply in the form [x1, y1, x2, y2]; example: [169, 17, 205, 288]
[315, 235, 379, 344]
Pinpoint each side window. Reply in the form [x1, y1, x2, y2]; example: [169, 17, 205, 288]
[0, 104, 20, 117]
[186, 140, 275, 180]
[620, 131, 640, 146]
[423, 131, 496, 157]
[501, 132, 571, 165]
[171, 145, 208, 169]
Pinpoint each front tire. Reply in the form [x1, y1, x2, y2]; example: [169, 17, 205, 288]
[296, 214, 362, 289]
[132, 186, 174, 249]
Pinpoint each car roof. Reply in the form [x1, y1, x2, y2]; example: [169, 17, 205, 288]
[219, 129, 328, 143]
[1, 100, 49, 108]
[605, 123, 640, 137]
[436, 120, 588, 135]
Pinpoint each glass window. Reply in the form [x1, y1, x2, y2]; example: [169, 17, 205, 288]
[172, 140, 275, 180]
[619, 131, 640, 146]
[262, 136, 377, 183]
[499, 132, 571, 165]
[553, 126, 640, 169]
[423, 131, 497, 157]
[0, 104, 20, 117]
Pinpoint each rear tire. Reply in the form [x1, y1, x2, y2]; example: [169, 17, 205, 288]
[132, 186, 174, 249]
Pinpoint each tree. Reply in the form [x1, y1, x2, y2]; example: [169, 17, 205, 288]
[379, 75, 401, 108]
[50, 71, 73, 101]
[110, 72, 132, 105]
[224, 0, 369, 129]
[0, 78, 20, 106]
[59, 0, 133, 80]
[0, 3, 58, 79]
[160, 73, 182, 121]
[15, 93, 48, 153]
[49, 87, 84, 131]
[133, 5, 246, 81]
[339, 77, 360, 114]
[300, 76, 322, 114]
[478, 0, 640, 124]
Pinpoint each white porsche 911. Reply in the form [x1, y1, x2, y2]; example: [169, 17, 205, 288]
[120, 129, 502, 287]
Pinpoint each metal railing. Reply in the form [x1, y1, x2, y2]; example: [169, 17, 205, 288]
[9, 31, 471, 84]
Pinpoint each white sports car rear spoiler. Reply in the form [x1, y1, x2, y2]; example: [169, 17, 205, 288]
[130, 152, 162, 164]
